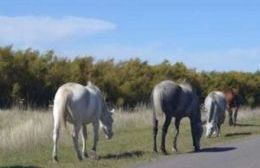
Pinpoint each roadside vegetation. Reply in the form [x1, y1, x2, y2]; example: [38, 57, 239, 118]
[0, 106, 260, 168]
[0, 46, 260, 109]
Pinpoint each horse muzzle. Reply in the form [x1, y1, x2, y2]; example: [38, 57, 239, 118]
[106, 132, 113, 140]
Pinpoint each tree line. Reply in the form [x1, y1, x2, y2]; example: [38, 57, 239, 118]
[0, 46, 259, 109]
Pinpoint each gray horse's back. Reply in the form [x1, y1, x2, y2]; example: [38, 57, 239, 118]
[152, 80, 186, 117]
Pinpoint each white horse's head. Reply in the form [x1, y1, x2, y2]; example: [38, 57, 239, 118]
[205, 122, 216, 138]
[100, 109, 114, 139]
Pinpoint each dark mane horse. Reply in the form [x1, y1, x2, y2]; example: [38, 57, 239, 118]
[224, 88, 241, 126]
[152, 80, 203, 154]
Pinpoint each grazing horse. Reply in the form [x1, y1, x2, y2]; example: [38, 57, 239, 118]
[52, 82, 114, 161]
[224, 88, 241, 126]
[152, 80, 203, 154]
[205, 91, 226, 138]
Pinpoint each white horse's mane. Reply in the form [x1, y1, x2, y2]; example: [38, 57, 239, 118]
[87, 81, 107, 110]
[87, 81, 101, 92]
[179, 82, 193, 92]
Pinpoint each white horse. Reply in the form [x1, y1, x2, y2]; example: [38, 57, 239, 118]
[52, 82, 114, 161]
[205, 91, 226, 138]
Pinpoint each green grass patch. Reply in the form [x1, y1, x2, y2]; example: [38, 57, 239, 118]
[0, 109, 260, 168]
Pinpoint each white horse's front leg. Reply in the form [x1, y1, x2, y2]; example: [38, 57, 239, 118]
[81, 124, 88, 158]
[72, 124, 82, 160]
[91, 122, 99, 160]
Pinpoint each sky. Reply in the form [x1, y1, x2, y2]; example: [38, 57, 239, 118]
[0, 0, 260, 72]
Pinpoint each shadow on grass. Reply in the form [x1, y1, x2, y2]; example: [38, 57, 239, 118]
[225, 132, 252, 137]
[235, 123, 260, 127]
[198, 147, 236, 153]
[100, 150, 144, 160]
[0, 166, 40, 168]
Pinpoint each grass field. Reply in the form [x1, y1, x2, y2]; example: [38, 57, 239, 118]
[0, 106, 260, 168]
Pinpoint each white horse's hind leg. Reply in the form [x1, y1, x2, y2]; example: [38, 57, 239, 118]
[72, 124, 82, 160]
[52, 121, 60, 162]
[81, 124, 88, 158]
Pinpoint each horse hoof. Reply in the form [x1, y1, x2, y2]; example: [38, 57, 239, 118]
[90, 155, 99, 160]
[83, 152, 89, 158]
[172, 147, 178, 153]
[77, 155, 83, 161]
[194, 147, 200, 152]
[53, 156, 58, 162]
[161, 148, 168, 155]
[90, 150, 99, 160]
[153, 150, 158, 155]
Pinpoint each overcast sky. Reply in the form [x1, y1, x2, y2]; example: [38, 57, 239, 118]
[0, 0, 260, 72]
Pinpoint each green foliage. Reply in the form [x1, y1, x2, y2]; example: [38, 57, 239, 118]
[0, 46, 259, 108]
[11, 83, 22, 100]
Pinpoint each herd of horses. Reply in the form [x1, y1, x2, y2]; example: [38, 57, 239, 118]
[52, 80, 240, 161]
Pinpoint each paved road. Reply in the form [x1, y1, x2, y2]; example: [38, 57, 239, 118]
[136, 136, 260, 168]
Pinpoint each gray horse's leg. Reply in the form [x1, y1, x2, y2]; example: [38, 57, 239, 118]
[228, 108, 233, 126]
[81, 124, 88, 158]
[161, 115, 172, 154]
[173, 118, 180, 152]
[91, 122, 99, 159]
[72, 124, 82, 160]
[153, 118, 158, 153]
[190, 117, 200, 152]
[216, 124, 221, 137]
[52, 122, 60, 162]
[233, 108, 238, 126]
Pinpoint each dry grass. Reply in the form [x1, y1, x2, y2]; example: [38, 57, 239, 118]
[0, 106, 260, 167]
[235, 107, 260, 119]
[0, 108, 53, 154]
[0, 105, 153, 154]
[200, 106, 260, 122]
[0, 106, 259, 153]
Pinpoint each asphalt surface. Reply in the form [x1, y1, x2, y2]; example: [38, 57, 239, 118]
[135, 136, 260, 168]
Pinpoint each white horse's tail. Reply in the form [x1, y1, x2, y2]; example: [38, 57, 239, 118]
[53, 89, 71, 129]
[52, 88, 71, 161]
[206, 95, 216, 123]
[152, 88, 162, 152]
[152, 88, 164, 135]
[152, 88, 163, 121]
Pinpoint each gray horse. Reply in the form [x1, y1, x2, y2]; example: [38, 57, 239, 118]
[152, 80, 203, 154]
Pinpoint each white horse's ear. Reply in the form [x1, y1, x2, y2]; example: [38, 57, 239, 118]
[87, 81, 94, 86]
[110, 109, 115, 114]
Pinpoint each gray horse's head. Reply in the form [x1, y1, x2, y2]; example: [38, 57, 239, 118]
[100, 109, 114, 139]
